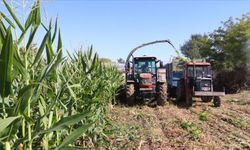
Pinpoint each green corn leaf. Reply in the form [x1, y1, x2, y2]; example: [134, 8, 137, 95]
[3, 0, 24, 31]
[13, 59, 27, 82]
[0, 20, 6, 36]
[38, 52, 64, 83]
[67, 50, 74, 61]
[38, 97, 49, 127]
[56, 122, 93, 150]
[45, 112, 89, 133]
[13, 49, 25, 71]
[88, 53, 98, 74]
[68, 84, 81, 88]
[0, 116, 19, 133]
[26, 26, 38, 51]
[67, 83, 77, 100]
[33, 0, 41, 27]
[58, 99, 67, 110]
[0, 20, 6, 51]
[25, 0, 41, 28]
[88, 45, 93, 60]
[41, 22, 49, 31]
[52, 17, 58, 42]
[17, 27, 28, 45]
[33, 29, 51, 66]
[0, 27, 14, 97]
[18, 85, 34, 114]
[38, 98, 45, 116]
[45, 34, 54, 64]
[49, 19, 52, 30]
[0, 12, 15, 29]
[25, 9, 33, 29]
[57, 29, 63, 59]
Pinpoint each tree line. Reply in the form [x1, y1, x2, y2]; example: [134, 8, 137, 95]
[180, 13, 250, 93]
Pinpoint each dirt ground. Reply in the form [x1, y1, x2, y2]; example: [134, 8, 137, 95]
[109, 91, 250, 150]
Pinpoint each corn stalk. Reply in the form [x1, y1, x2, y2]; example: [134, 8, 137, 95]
[0, 0, 122, 149]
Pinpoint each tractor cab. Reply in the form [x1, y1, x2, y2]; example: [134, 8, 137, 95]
[124, 40, 175, 106]
[134, 57, 157, 74]
[132, 56, 158, 92]
[185, 62, 213, 92]
[126, 55, 166, 103]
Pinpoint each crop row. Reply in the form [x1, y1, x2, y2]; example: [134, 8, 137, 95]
[0, 0, 122, 149]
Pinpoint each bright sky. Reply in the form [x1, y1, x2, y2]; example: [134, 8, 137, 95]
[2, 0, 250, 62]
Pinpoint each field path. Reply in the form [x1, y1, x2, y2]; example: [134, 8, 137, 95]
[110, 91, 250, 150]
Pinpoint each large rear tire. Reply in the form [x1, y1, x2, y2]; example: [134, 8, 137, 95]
[126, 84, 135, 106]
[176, 80, 185, 102]
[186, 92, 193, 107]
[157, 83, 167, 106]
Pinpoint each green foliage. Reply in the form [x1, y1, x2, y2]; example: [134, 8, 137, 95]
[223, 117, 250, 131]
[0, 27, 14, 98]
[180, 121, 201, 139]
[0, 1, 123, 149]
[198, 112, 208, 121]
[210, 15, 250, 71]
[181, 34, 212, 60]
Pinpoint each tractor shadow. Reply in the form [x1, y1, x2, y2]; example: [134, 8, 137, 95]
[168, 98, 197, 109]
[169, 98, 216, 108]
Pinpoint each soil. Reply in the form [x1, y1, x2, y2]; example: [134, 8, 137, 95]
[109, 91, 250, 150]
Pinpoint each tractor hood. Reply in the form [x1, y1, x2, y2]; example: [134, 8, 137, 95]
[139, 73, 152, 79]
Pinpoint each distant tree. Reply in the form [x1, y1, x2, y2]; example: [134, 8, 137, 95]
[180, 34, 212, 60]
[210, 15, 250, 92]
[210, 15, 250, 72]
[117, 58, 125, 64]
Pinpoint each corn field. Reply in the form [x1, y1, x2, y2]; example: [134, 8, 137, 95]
[0, 0, 123, 149]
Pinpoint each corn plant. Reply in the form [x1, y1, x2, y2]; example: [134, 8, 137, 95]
[0, 0, 123, 149]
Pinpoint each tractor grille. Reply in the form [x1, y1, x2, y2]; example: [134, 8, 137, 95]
[200, 80, 211, 91]
[141, 78, 152, 84]
[195, 79, 211, 91]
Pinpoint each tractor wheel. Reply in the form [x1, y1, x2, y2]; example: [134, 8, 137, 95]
[157, 83, 167, 106]
[186, 92, 193, 107]
[126, 84, 135, 106]
[176, 80, 185, 102]
[213, 96, 221, 107]
[201, 96, 213, 103]
[167, 84, 171, 98]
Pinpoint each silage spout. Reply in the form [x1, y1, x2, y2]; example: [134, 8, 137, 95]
[125, 39, 181, 72]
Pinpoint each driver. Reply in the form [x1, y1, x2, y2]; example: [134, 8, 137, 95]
[141, 62, 149, 72]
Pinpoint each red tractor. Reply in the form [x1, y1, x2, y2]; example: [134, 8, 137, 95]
[175, 61, 225, 107]
[125, 40, 176, 106]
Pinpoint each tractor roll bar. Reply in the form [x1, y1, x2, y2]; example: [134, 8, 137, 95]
[125, 40, 177, 72]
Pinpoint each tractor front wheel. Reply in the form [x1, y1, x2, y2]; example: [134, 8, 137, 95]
[176, 80, 185, 102]
[213, 96, 221, 107]
[157, 83, 167, 106]
[126, 84, 135, 106]
[186, 92, 193, 107]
